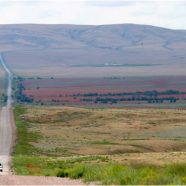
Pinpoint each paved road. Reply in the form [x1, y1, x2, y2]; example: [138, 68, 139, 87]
[0, 54, 13, 175]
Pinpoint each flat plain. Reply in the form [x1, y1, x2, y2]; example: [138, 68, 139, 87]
[12, 105, 186, 184]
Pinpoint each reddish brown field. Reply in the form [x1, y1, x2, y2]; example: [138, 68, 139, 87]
[22, 76, 186, 106]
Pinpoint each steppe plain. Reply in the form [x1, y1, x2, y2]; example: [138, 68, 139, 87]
[0, 24, 186, 184]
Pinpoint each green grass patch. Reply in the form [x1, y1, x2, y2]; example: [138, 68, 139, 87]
[57, 163, 186, 185]
[12, 155, 110, 177]
[91, 139, 118, 145]
[13, 105, 41, 155]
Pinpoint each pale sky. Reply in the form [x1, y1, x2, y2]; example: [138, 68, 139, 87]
[0, 0, 186, 29]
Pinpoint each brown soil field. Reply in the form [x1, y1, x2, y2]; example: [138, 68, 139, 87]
[22, 106, 186, 159]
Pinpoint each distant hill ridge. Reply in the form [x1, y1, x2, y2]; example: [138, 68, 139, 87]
[0, 23, 186, 50]
[1, 24, 186, 72]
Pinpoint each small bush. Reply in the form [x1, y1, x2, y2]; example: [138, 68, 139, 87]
[57, 170, 68, 177]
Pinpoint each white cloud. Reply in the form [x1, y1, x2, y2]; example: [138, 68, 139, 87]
[0, 0, 185, 29]
[86, 0, 138, 7]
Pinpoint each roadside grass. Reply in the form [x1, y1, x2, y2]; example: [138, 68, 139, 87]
[12, 105, 186, 185]
[13, 155, 186, 185]
[13, 105, 41, 155]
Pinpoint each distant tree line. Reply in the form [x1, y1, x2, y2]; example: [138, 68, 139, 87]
[74, 90, 184, 104]
[73, 90, 185, 97]
[14, 77, 34, 103]
[80, 96, 177, 104]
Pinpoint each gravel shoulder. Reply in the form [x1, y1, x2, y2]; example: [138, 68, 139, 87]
[0, 175, 88, 185]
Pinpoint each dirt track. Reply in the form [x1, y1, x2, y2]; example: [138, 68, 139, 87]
[0, 175, 87, 185]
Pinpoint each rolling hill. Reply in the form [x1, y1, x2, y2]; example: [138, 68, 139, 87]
[1, 24, 186, 77]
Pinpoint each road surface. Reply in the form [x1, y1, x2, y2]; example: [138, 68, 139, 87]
[0, 54, 14, 175]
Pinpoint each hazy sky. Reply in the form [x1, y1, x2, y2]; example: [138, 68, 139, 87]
[0, 0, 186, 29]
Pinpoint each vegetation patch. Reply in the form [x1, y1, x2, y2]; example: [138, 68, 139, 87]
[13, 155, 186, 185]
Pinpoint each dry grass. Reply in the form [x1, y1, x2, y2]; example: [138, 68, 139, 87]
[112, 152, 186, 165]
[21, 106, 186, 163]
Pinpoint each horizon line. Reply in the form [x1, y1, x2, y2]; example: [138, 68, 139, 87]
[0, 23, 184, 30]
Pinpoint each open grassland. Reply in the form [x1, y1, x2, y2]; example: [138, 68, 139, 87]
[17, 106, 186, 155]
[13, 105, 186, 184]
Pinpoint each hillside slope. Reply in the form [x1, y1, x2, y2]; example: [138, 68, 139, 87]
[1, 24, 186, 51]
[1, 24, 186, 76]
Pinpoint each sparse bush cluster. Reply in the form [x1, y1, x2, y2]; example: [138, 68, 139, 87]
[13, 77, 34, 103]
[0, 93, 7, 105]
